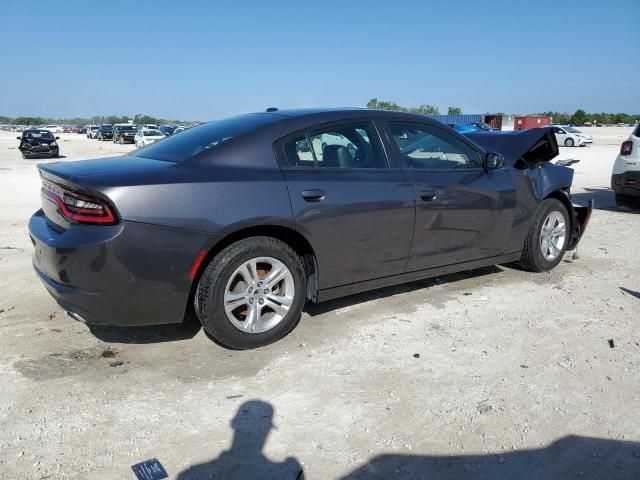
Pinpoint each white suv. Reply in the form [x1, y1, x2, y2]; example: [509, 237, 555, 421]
[612, 123, 640, 208]
[550, 125, 593, 147]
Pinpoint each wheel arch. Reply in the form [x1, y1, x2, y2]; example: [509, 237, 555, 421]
[184, 225, 319, 322]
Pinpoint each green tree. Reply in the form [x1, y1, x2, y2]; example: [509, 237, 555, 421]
[409, 104, 440, 115]
[570, 109, 588, 126]
[447, 107, 462, 115]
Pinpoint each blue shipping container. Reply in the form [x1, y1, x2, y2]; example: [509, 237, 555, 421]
[427, 114, 484, 124]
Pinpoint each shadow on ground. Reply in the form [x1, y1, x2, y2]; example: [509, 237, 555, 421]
[88, 315, 201, 344]
[305, 265, 503, 316]
[572, 187, 640, 213]
[340, 436, 640, 479]
[177, 400, 304, 480]
[173, 399, 640, 480]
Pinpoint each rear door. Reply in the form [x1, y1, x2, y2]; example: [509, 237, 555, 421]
[382, 121, 516, 272]
[277, 120, 415, 289]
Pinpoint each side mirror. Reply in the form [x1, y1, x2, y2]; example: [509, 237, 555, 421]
[16, 136, 21, 140]
[484, 152, 504, 170]
[55, 136, 60, 140]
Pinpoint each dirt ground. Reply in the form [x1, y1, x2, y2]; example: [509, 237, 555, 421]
[1, 127, 639, 479]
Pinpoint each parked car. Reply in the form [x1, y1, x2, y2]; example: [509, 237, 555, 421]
[86, 125, 99, 138]
[96, 124, 113, 141]
[173, 126, 186, 134]
[112, 124, 138, 144]
[611, 122, 640, 208]
[40, 125, 64, 133]
[158, 125, 177, 136]
[550, 125, 592, 147]
[139, 123, 159, 131]
[134, 128, 165, 147]
[63, 126, 75, 133]
[17, 129, 59, 158]
[29, 109, 592, 349]
[74, 125, 87, 134]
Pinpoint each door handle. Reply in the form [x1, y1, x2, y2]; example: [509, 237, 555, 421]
[420, 190, 437, 201]
[302, 189, 326, 202]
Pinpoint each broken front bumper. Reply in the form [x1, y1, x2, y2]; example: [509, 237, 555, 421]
[567, 198, 594, 251]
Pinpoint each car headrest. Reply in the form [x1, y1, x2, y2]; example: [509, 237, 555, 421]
[322, 145, 354, 168]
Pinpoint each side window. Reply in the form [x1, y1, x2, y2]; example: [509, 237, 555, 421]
[282, 123, 387, 169]
[387, 122, 481, 170]
[283, 133, 315, 167]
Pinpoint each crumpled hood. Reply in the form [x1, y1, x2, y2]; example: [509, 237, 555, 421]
[465, 127, 559, 168]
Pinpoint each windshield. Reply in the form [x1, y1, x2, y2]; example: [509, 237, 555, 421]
[144, 130, 163, 136]
[135, 114, 279, 162]
[24, 130, 54, 139]
[101, 125, 113, 130]
[120, 126, 136, 131]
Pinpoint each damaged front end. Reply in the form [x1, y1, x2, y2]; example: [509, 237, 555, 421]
[466, 127, 593, 252]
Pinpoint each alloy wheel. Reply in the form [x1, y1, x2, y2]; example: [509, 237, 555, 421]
[539, 211, 566, 261]
[223, 257, 295, 334]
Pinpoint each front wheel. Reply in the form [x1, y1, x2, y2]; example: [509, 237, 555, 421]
[564, 138, 575, 147]
[519, 198, 569, 272]
[195, 237, 306, 349]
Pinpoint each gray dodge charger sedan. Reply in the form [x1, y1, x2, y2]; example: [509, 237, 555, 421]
[29, 108, 592, 349]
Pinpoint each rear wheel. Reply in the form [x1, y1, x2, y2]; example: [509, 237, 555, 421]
[564, 138, 575, 147]
[519, 198, 569, 272]
[195, 237, 306, 349]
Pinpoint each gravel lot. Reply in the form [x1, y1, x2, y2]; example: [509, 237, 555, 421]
[1, 127, 639, 479]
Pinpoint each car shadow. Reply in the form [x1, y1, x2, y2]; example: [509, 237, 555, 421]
[339, 435, 640, 479]
[304, 266, 502, 317]
[176, 400, 305, 480]
[87, 313, 201, 344]
[572, 187, 640, 213]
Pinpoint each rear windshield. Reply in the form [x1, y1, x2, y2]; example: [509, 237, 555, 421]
[135, 114, 278, 162]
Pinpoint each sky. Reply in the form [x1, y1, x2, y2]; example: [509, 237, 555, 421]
[1, 0, 638, 120]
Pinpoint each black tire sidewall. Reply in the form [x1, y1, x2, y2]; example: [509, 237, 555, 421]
[525, 199, 570, 271]
[197, 237, 306, 349]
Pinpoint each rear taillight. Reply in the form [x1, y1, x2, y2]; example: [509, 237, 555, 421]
[41, 182, 116, 225]
[620, 141, 633, 156]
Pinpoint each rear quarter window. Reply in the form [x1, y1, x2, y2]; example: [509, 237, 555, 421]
[135, 114, 278, 162]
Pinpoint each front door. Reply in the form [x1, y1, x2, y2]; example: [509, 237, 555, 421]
[278, 121, 415, 289]
[383, 121, 516, 272]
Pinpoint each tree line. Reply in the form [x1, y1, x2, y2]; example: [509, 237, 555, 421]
[366, 98, 462, 116]
[366, 99, 638, 125]
[0, 113, 195, 126]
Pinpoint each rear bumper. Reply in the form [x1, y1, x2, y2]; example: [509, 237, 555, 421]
[29, 210, 215, 326]
[611, 173, 640, 197]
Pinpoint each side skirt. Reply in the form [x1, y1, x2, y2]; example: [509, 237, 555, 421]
[317, 252, 522, 303]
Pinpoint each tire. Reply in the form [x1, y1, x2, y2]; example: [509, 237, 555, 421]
[564, 138, 574, 147]
[519, 198, 570, 272]
[195, 236, 306, 349]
